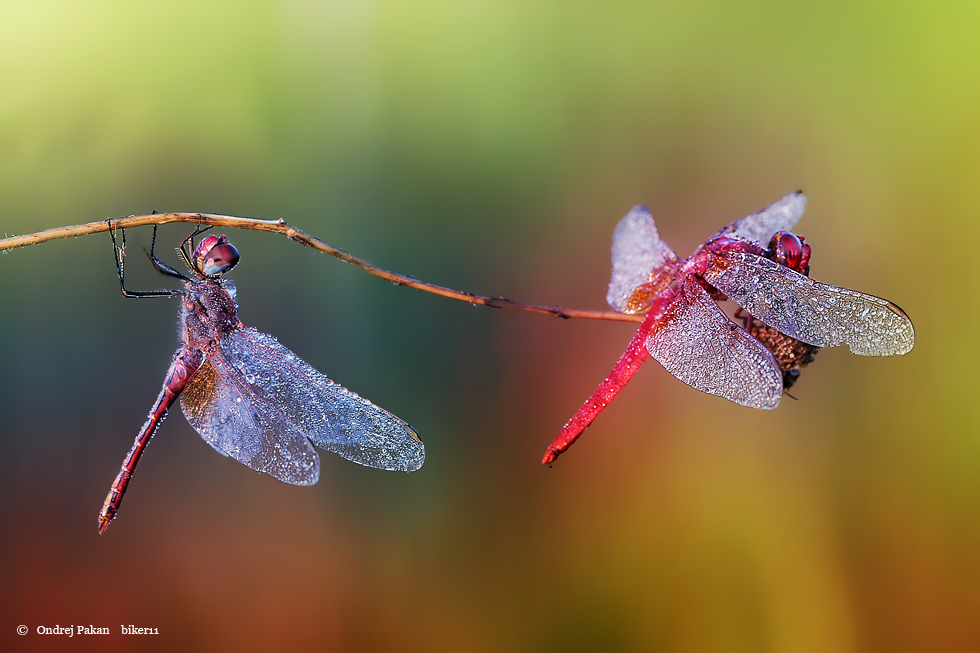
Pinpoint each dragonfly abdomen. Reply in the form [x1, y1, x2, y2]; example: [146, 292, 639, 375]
[98, 347, 204, 534]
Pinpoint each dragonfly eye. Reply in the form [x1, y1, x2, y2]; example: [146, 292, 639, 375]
[194, 235, 240, 276]
[769, 232, 808, 273]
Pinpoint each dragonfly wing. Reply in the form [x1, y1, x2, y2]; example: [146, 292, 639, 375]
[646, 277, 783, 409]
[607, 205, 680, 313]
[702, 250, 915, 356]
[715, 191, 807, 246]
[218, 328, 424, 472]
[181, 356, 321, 485]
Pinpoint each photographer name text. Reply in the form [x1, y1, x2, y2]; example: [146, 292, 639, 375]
[32, 624, 159, 636]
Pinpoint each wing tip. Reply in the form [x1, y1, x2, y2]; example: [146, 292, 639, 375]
[784, 189, 807, 207]
[616, 205, 655, 233]
[862, 301, 915, 357]
[401, 447, 426, 472]
[761, 394, 782, 410]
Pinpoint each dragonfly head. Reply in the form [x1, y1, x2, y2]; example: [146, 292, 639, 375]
[768, 231, 811, 275]
[193, 234, 240, 277]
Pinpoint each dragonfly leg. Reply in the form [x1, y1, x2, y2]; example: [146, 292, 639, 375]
[734, 307, 754, 332]
[177, 215, 214, 272]
[107, 220, 183, 299]
[145, 225, 192, 281]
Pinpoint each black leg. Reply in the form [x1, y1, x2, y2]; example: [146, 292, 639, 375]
[733, 307, 754, 332]
[108, 220, 182, 299]
[145, 225, 192, 281]
[178, 215, 214, 273]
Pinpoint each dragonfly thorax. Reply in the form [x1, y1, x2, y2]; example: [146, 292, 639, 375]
[181, 280, 241, 352]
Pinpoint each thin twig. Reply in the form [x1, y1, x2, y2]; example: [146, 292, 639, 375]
[0, 213, 642, 323]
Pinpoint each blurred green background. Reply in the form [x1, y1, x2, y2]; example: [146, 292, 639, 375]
[1, 1, 977, 651]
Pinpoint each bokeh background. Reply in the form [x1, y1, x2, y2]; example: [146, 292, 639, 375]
[1, 2, 977, 651]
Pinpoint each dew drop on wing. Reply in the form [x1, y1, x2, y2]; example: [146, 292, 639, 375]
[645, 278, 783, 410]
[216, 328, 425, 473]
[703, 250, 914, 355]
[605, 205, 680, 313]
[181, 354, 321, 485]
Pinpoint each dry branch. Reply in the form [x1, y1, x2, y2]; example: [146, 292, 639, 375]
[0, 212, 642, 323]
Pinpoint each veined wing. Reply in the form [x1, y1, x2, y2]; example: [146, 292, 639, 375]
[714, 191, 807, 246]
[181, 355, 321, 485]
[607, 205, 680, 313]
[702, 250, 915, 356]
[218, 328, 424, 472]
[646, 276, 783, 409]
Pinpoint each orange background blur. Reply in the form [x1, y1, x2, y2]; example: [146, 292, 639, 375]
[1, 2, 977, 651]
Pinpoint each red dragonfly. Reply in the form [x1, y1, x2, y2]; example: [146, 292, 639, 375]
[542, 191, 915, 464]
[99, 225, 424, 534]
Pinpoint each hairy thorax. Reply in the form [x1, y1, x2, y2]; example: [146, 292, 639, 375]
[180, 279, 240, 353]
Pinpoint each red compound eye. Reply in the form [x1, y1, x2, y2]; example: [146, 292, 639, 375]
[770, 231, 809, 273]
[194, 235, 240, 276]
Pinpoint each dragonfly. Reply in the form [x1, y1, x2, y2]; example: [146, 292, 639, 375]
[99, 224, 424, 534]
[542, 191, 915, 464]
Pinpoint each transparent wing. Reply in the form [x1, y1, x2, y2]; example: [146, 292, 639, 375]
[646, 277, 784, 409]
[181, 356, 321, 485]
[607, 205, 680, 313]
[714, 191, 807, 246]
[218, 328, 424, 472]
[702, 250, 915, 356]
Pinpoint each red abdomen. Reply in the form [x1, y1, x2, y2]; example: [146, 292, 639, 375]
[98, 347, 204, 533]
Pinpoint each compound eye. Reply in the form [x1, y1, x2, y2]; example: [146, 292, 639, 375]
[772, 231, 805, 272]
[201, 242, 240, 275]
